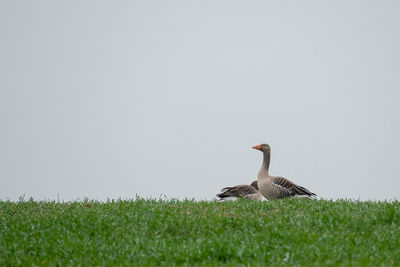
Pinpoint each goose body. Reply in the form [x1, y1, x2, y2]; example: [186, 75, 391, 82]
[217, 181, 263, 201]
[253, 144, 316, 199]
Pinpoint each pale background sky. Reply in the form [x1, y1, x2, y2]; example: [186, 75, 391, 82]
[1, 1, 399, 201]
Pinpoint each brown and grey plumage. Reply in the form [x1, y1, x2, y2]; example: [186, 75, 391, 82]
[252, 144, 316, 199]
[216, 181, 262, 201]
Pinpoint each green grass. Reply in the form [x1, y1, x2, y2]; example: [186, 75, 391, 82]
[1, 198, 399, 266]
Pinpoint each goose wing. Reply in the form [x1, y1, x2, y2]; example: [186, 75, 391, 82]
[271, 176, 316, 199]
[217, 184, 258, 199]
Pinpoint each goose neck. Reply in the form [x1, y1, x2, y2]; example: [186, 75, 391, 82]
[260, 150, 270, 176]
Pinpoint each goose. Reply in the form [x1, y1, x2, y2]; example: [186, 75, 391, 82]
[252, 144, 316, 199]
[216, 181, 263, 201]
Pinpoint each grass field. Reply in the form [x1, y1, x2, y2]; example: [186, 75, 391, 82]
[1, 198, 399, 266]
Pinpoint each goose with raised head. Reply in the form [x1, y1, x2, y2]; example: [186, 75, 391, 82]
[216, 181, 263, 201]
[253, 144, 316, 199]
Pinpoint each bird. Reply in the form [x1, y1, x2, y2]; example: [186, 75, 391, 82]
[252, 144, 316, 199]
[216, 180, 263, 201]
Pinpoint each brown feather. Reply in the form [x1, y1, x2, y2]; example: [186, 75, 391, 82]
[217, 181, 258, 199]
[271, 176, 316, 198]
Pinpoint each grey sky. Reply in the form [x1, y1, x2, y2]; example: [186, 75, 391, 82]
[1, 1, 400, 201]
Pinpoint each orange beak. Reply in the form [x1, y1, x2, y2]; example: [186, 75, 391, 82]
[252, 144, 261, 150]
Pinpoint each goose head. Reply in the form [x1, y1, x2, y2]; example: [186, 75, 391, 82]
[252, 143, 270, 153]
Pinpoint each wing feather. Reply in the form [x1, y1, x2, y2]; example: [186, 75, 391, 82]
[217, 184, 258, 199]
[271, 176, 316, 198]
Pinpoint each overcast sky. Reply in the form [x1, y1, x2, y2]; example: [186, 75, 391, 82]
[1, 1, 400, 201]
